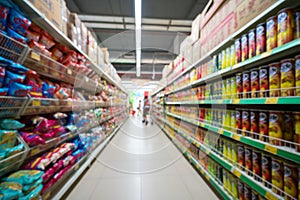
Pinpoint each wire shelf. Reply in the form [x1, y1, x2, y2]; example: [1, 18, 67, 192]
[0, 96, 29, 118]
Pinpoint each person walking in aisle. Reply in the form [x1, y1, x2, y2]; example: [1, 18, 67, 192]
[136, 100, 142, 117]
[142, 96, 150, 125]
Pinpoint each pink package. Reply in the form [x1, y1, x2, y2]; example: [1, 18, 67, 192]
[20, 132, 46, 146]
[34, 119, 57, 134]
[42, 168, 55, 183]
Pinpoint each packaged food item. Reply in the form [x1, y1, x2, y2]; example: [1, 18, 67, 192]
[236, 73, 243, 99]
[222, 49, 226, 69]
[272, 158, 284, 194]
[230, 44, 235, 67]
[231, 76, 237, 99]
[251, 190, 260, 200]
[0, 130, 17, 151]
[238, 180, 244, 200]
[232, 176, 238, 198]
[283, 112, 294, 142]
[231, 143, 238, 164]
[6, 62, 28, 74]
[0, 87, 9, 96]
[22, 178, 42, 194]
[295, 9, 300, 39]
[295, 112, 300, 152]
[26, 29, 40, 42]
[277, 8, 294, 47]
[226, 78, 231, 99]
[244, 184, 251, 200]
[0, 66, 5, 87]
[6, 143, 24, 157]
[262, 154, 272, 188]
[250, 68, 259, 98]
[19, 132, 45, 146]
[242, 110, 250, 137]
[269, 62, 281, 97]
[235, 38, 241, 64]
[0, 119, 25, 130]
[267, 16, 278, 51]
[284, 163, 298, 199]
[20, 184, 42, 200]
[252, 150, 261, 180]
[39, 32, 56, 49]
[4, 70, 26, 86]
[6, 27, 28, 44]
[7, 9, 31, 36]
[0, 5, 9, 30]
[256, 23, 266, 55]
[250, 111, 259, 139]
[259, 66, 269, 97]
[295, 55, 300, 96]
[0, 182, 23, 200]
[245, 147, 252, 175]
[269, 111, 283, 146]
[226, 47, 231, 68]
[242, 71, 250, 98]
[5, 170, 44, 185]
[8, 81, 32, 97]
[236, 110, 242, 134]
[218, 52, 222, 70]
[248, 29, 256, 58]
[238, 145, 245, 170]
[280, 59, 295, 96]
[259, 111, 269, 142]
[231, 111, 236, 132]
[241, 34, 248, 62]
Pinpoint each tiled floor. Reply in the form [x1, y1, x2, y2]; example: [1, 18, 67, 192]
[66, 117, 218, 200]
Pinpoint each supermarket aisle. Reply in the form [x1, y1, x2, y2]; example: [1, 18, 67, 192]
[66, 117, 218, 200]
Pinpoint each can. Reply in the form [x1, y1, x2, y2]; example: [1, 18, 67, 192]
[252, 150, 262, 180]
[225, 110, 231, 130]
[223, 140, 228, 159]
[250, 111, 259, 139]
[256, 23, 266, 55]
[218, 52, 223, 70]
[231, 111, 237, 132]
[230, 44, 235, 67]
[272, 158, 284, 194]
[227, 141, 232, 162]
[236, 110, 242, 134]
[232, 176, 238, 198]
[235, 38, 242, 64]
[259, 66, 269, 97]
[262, 154, 272, 188]
[222, 80, 227, 99]
[259, 111, 269, 142]
[295, 9, 300, 39]
[231, 76, 237, 99]
[226, 78, 231, 99]
[248, 29, 256, 58]
[295, 112, 300, 153]
[237, 73, 243, 99]
[250, 68, 259, 98]
[227, 173, 232, 193]
[243, 71, 250, 98]
[284, 163, 298, 199]
[226, 47, 231, 68]
[283, 112, 294, 142]
[244, 184, 252, 200]
[295, 55, 300, 96]
[269, 111, 283, 146]
[242, 110, 250, 137]
[238, 180, 244, 200]
[222, 49, 227, 69]
[238, 145, 245, 169]
[277, 8, 294, 47]
[267, 16, 278, 51]
[241, 34, 249, 62]
[232, 143, 238, 164]
[245, 147, 252, 175]
[280, 59, 295, 97]
[269, 62, 281, 97]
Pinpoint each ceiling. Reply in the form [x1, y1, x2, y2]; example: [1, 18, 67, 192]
[65, 0, 208, 84]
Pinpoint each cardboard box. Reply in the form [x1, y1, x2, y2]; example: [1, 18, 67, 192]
[192, 39, 201, 64]
[101, 48, 110, 64]
[97, 46, 105, 67]
[29, 0, 63, 30]
[61, 1, 69, 35]
[191, 13, 202, 43]
[67, 22, 78, 46]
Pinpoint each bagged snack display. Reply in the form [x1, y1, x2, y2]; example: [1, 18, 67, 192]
[7, 9, 31, 36]
[0, 182, 23, 200]
[0, 119, 25, 130]
[19, 132, 45, 146]
[8, 82, 32, 97]
[0, 5, 9, 30]
[4, 170, 43, 185]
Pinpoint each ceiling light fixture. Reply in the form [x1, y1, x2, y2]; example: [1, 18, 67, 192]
[135, 0, 142, 77]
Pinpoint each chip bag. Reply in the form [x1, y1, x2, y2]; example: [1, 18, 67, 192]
[0, 119, 25, 130]
[8, 82, 32, 97]
[5, 170, 43, 185]
[0, 182, 23, 200]
[7, 9, 31, 36]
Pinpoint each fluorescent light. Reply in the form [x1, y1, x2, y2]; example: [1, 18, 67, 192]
[135, 0, 142, 77]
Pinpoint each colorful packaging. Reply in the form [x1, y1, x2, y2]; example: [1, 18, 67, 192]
[5, 170, 44, 185]
[259, 111, 269, 142]
[236, 73, 242, 99]
[238, 180, 244, 200]
[262, 154, 272, 188]
[295, 55, 300, 96]
[244, 184, 251, 200]
[269, 62, 281, 97]
[7, 9, 31, 36]
[6, 27, 28, 44]
[4, 70, 26, 86]
[269, 111, 283, 146]
[20, 184, 42, 200]
[6, 143, 24, 157]
[280, 59, 295, 96]
[8, 81, 32, 97]
[277, 8, 294, 47]
[295, 112, 300, 153]
[0, 5, 9, 30]
[250, 111, 259, 139]
[242, 71, 250, 98]
[250, 68, 259, 98]
[259, 66, 269, 97]
[248, 29, 256, 58]
[235, 38, 241, 64]
[236, 110, 242, 134]
[256, 23, 266, 55]
[19, 132, 45, 146]
[284, 163, 298, 199]
[295, 9, 300, 39]
[0, 182, 23, 200]
[242, 110, 250, 137]
[0, 119, 25, 130]
[0, 87, 8, 96]
[0, 130, 17, 151]
[245, 147, 252, 175]
[266, 16, 278, 51]
[252, 150, 261, 180]
[231, 77, 237, 99]
[6, 62, 28, 74]
[0, 66, 5, 87]
[238, 145, 245, 170]
[283, 112, 294, 142]
[222, 49, 226, 69]
[241, 34, 248, 62]
[230, 44, 235, 67]
[272, 158, 284, 194]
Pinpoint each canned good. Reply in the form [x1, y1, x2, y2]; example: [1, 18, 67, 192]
[241, 34, 249, 62]
[231, 76, 237, 99]
[267, 16, 278, 51]
[280, 59, 295, 96]
[269, 111, 283, 146]
[284, 163, 298, 199]
[250, 68, 259, 98]
[283, 112, 294, 142]
[259, 111, 269, 142]
[244, 184, 252, 200]
[218, 52, 223, 70]
[262, 154, 272, 188]
[227, 141, 232, 161]
[237, 73, 243, 99]
[259, 66, 269, 97]
[277, 8, 294, 46]
[227, 173, 232, 193]
[222, 50, 227, 69]
[238, 180, 244, 200]
[226, 78, 231, 99]
[232, 176, 238, 198]
[236, 110, 242, 134]
[226, 110, 231, 130]
[235, 38, 242, 64]
[295, 9, 300, 39]
[295, 55, 300, 96]
[226, 47, 231, 68]
[222, 80, 227, 99]
[245, 147, 252, 175]
[223, 140, 228, 159]
[250, 111, 259, 139]
[248, 29, 256, 58]
[238, 145, 245, 169]
[230, 44, 235, 67]
[243, 71, 250, 98]
[256, 23, 266, 55]
[295, 112, 300, 153]
[272, 158, 284, 194]
[242, 110, 250, 137]
[231, 111, 237, 132]
[269, 62, 281, 97]
[252, 150, 262, 180]
[232, 143, 238, 164]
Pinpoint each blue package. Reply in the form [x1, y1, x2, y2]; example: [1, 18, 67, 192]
[0, 182, 23, 200]
[0, 66, 5, 87]
[0, 5, 9, 30]
[22, 178, 42, 194]
[6, 62, 28, 74]
[0, 88, 9, 96]
[6, 27, 27, 44]
[0, 56, 13, 68]
[20, 184, 42, 200]
[6, 143, 23, 157]
[8, 81, 32, 97]
[7, 9, 31, 36]
[5, 170, 44, 185]
[42, 82, 56, 98]
[4, 70, 25, 86]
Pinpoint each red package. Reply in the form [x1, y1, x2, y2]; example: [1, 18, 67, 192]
[41, 131, 55, 140]
[60, 52, 77, 64]
[34, 119, 57, 134]
[42, 48, 52, 58]
[29, 23, 42, 33]
[19, 132, 45, 146]
[77, 54, 86, 62]
[42, 179, 55, 193]
[55, 44, 71, 53]
[52, 160, 64, 172]
[28, 41, 45, 53]
[51, 48, 63, 61]
[26, 30, 40, 42]
[42, 168, 55, 183]
[39, 32, 55, 49]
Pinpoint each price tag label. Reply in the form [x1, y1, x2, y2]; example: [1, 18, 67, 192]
[233, 168, 242, 178]
[232, 99, 240, 104]
[217, 100, 223, 104]
[265, 191, 278, 200]
[32, 99, 40, 106]
[31, 148, 40, 156]
[205, 148, 211, 155]
[218, 129, 224, 135]
[75, 164, 79, 171]
[265, 98, 278, 104]
[200, 168, 204, 174]
[205, 173, 210, 181]
[30, 51, 40, 61]
[67, 69, 72, 75]
[43, 191, 51, 200]
[233, 134, 241, 141]
[264, 144, 278, 155]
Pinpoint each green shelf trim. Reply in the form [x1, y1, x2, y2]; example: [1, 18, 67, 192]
[165, 96, 300, 105]
[165, 112, 300, 165]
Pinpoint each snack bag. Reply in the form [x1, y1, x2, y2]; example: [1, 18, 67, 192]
[4, 70, 26, 86]
[0, 130, 17, 151]
[19, 184, 42, 200]
[8, 82, 32, 97]
[0, 182, 23, 200]
[6, 27, 28, 44]
[22, 178, 42, 194]
[6, 62, 28, 74]
[42, 82, 56, 98]
[19, 132, 45, 146]
[0, 88, 8, 96]
[26, 29, 40, 42]
[7, 9, 31, 36]
[0, 119, 25, 130]
[0, 56, 13, 68]
[0, 5, 9, 30]
[33, 118, 56, 134]
[6, 143, 24, 157]
[5, 170, 43, 185]
[39, 32, 55, 49]
[0, 66, 5, 87]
